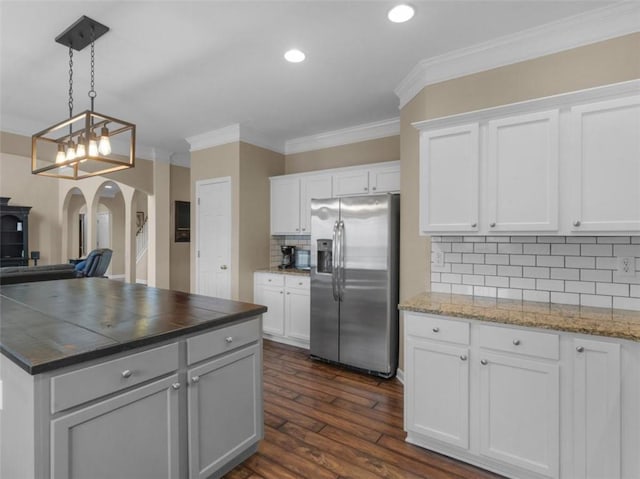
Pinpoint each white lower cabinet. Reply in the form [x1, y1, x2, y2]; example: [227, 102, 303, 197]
[404, 312, 639, 479]
[254, 272, 310, 348]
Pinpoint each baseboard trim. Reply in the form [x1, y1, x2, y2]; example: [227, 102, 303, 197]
[396, 368, 405, 384]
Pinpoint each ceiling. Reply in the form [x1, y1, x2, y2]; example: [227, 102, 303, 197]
[0, 1, 616, 160]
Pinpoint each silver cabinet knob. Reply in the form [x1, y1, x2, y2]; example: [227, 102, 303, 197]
[513, 339, 521, 346]
[372, 186, 377, 191]
[480, 359, 488, 365]
[268, 279, 272, 282]
[280, 290, 283, 294]
[302, 228, 306, 231]
[286, 292, 290, 295]
[471, 223, 477, 228]
[364, 187, 368, 191]
[573, 220, 581, 227]
[489, 222, 496, 228]
[296, 228, 299, 231]
[432, 327, 440, 333]
[225, 336, 233, 344]
[171, 383, 181, 390]
[460, 355, 467, 361]
[298, 282, 303, 286]
[576, 346, 584, 353]
[191, 376, 200, 383]
[121, 370, 132, 379]
[220, 265, 228, 270]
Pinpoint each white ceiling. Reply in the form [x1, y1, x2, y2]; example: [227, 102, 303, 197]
[0, 1, 617, 159]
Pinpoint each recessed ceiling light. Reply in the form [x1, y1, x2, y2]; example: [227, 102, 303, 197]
[388, 4, 415, 23]
[284, 49, 306, 63]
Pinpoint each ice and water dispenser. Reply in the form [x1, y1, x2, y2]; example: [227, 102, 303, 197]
[316, 239, 333, 274]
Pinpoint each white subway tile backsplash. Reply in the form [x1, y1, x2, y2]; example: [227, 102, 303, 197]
[550, 268, 579, 280]
[523, 267, 550, 279]
[551, 244, 580, 256]
[581, 294, 612, 308]
[510, 255, 536, 266]
[510, 277, 536, 290]
[523, 290, 550, 302]
[581, 244, 613, 256]
[537, 255, 564, 267]
[536, 279, 565, 292]
[430, 236, 640, 311]
[565, 256, 595, 269]
[596, 282, 629, 297]
[613, 296, 640, 311]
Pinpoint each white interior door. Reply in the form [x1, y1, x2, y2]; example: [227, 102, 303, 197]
[97, 212, 110, 249]
[196, 178, 232, 299]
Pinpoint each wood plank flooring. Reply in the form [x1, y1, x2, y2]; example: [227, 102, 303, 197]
[225, 339, 504, 479]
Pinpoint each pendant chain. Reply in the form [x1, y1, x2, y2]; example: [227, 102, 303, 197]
[67, 47, 73, 118]
[89, 33, 96, 112]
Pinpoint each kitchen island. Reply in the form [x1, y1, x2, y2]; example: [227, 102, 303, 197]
[0, 278, 266, 479]
[400, 292, 640, 479]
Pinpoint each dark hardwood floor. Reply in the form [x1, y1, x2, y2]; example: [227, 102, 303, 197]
[225, 339, 504, 479]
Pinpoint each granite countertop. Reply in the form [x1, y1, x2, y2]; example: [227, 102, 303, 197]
[399, 292, 640, 342]
[0, 279, 267, 375]
[255, 268, 310, 276]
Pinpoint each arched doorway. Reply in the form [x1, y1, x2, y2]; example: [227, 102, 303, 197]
[95, 181, 125, 278]
[62, 187, 87, 262]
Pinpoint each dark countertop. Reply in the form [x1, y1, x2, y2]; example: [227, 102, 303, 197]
[399, 292, 640, 342]
[255, 268, 310, 276]
[0, 279, 267, 375]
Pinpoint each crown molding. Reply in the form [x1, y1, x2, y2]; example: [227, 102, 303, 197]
[395, 2, 640, 109]
[284, 117, 400, 155]
[169, 152, 190, 168]
[239, 126, 285, 154]
[185, 124, 241, 152]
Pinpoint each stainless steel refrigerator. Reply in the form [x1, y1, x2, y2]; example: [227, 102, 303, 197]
[310, 194, 400, 378]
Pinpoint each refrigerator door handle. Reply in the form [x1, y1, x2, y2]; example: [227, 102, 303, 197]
[338, 220, 345, 300]
[331, 220, 339, 301]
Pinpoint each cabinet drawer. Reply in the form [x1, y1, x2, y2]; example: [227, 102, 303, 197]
[285, 275, 310, 289]
[51, 343, 179, 413]
[478, 324, 559, 360]
[256, 273, 284, 287]
[405, 313, 470, 345]
[188, 317, 260, 365]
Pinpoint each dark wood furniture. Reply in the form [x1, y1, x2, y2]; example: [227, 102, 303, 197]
[0, 197, 31, 267]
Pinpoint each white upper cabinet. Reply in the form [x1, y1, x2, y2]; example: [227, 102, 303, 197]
[270, 176, 301, 235]
[419, 124, 479, 233]
[487, 110, 559, 232]
[333, 163, 401, 197]
[369, 164, 401, 194]
[569, 96, 640, 233]
[415, 81, 640, 235]
[332, 169, 370, 196]
[299, 174, 332, 234]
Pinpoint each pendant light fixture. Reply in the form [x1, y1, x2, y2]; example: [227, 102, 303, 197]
[32, 16, 136, 180]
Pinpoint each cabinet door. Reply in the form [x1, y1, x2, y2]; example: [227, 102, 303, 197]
[419, 124, 479, 233]
[51, 375, 180, 479]
[285, 287, 310, 343]
[487, 110, 559, 232]
[479, 351, 559, 478]
[572, 338, 621, 479]
[370, 165, 400, 193]
[569, 96, 640, 232]
[254, 284, 284, 336]
[405, 338, 470, 449]
[188, 344, 262, 479]
[300, 174, 332, 234]
[332, 170, 369, 196]
[270, 177, 301, 234]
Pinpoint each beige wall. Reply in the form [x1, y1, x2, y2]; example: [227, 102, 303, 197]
[0, 132, 62, 265]
[170, 164, 191, 292]
[285, 135, 399, 174]
[398, 32, 640, 369]
[239, 142, 285, 301]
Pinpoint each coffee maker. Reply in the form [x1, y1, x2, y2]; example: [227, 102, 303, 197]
[279, 245, 296, 269]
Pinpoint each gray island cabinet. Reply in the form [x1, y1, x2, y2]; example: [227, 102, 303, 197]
[0, 279, 265, 479]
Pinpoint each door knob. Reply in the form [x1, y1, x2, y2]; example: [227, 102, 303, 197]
[220, 265, 227, 270]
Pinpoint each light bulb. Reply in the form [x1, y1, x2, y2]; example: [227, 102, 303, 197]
[99, 127, 111, 155]
[89, 134, 99, 157]
[388, 4, 415, 23]
[76, 135, 86, 158]
[56, 144, 66, 164]
[66, 141, 76, 161]
[284, 49, 306, 63]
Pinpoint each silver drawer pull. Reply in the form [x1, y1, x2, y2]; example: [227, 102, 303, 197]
[171, 383, 181, 390]
[121, 370, 132, 379]
[573, 220, 581, 227]
[460, 355, 467, 361]
[191, 376, 200, 383]
[576, 346, 584, 353]
[299, 282, 303, 285]
[225, 336, 233, 344]
[432, 327, 440, 333]
[513, 339, 521, 346]
[286, 292, 290, 295]
[480, 359, 488, 365]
